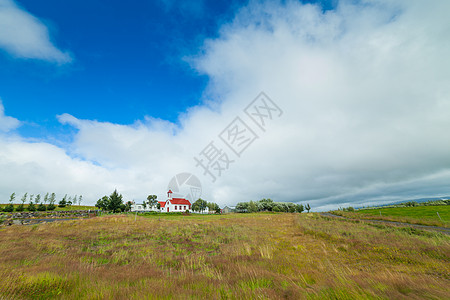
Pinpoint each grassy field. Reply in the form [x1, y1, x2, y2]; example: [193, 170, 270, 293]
[332, 205, 450, 227]
[0, 213, 449, 299]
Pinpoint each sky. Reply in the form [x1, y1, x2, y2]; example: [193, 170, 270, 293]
[0, 0, 449, 211]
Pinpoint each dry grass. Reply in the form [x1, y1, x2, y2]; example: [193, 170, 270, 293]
[0, 213, 448, 299]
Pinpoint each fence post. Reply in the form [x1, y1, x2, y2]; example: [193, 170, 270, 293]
[437, 212, 443, 222]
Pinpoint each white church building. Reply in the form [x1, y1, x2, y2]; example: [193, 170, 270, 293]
[158, 189, 191, 212]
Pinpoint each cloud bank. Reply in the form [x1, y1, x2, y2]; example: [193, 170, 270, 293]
[1, 0, 450, 210]
[0, 0, 71, 63]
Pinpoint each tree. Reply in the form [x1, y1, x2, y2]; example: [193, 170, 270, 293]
[405, 201, 417, 207]
[15, 203, 25, 212]
[236, 202, 249, 213]
[142, 201, 147, 210]
[248, 201, 258, 213]
[295, 204, 304, 213]
[47, 193, 56, 210]
[287, 203, 296, 213]
[9, 192, 16, 204]
[59, 195, 68, 207]
[258, 198, 274, 211]
[43, 193, 49, 204]
[147, 195, 158, 209]
[192, 198, 207, 213]
[35, 194, 41, 205]
[20, 193, 27, 205]
[107, 189, 123, 213]
[306, 203, 311, 213]
[78, 195, 83, 206]
[207, 202, 220, 213]
[37, 203, 47, 211]
[16, 192, 25, 212]
[95, 196, 109, 210]
[124, 201, 133, 212]
[27, 201, 36, 212]
[3, 204, 14, 212]
[3, 193, 15, 212]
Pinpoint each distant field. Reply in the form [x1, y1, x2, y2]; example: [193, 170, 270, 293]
[0, 213, 448, 299]
[0, 204, 96, 212]
[332, 205, 449, 227]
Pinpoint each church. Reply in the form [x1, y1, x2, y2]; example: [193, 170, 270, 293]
[158, 190, 192, 212]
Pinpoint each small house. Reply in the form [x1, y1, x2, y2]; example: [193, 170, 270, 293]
[222, 206, 236, 214]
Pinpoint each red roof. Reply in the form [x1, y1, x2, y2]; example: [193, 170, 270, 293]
[158, 201, 166, 208]
[170, 198, 191, 205]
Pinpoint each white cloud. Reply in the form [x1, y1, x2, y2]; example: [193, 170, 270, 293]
[0, 99, 20, 132]
[0, 0, 72, 63]
[1, 0, 450, 210]
[189, 0, 450, 209]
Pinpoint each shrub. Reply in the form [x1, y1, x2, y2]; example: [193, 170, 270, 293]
[37, 204, 47, 211]
[59, 196, 67, 208]
[3, 204, 14, 212]
[47, 204, 56, 211]
[27, 203, 36, 212]
[15, 204, 25, 212]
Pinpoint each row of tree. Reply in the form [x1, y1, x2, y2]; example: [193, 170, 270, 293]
[1, 192, 83, 212]
[235, 198, 310, 213]
[95, 190, 132, 213]
[191, 198, 220, 213]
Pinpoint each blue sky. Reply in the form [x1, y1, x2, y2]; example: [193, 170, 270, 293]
[0, 0, 247, 137]
[1, 0, 449, 210]
[1, 0, 337, 138]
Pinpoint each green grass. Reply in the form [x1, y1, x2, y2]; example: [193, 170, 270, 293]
[333, 205, 449, 227]
[0, 213, 448, 299]
[358, 205, 449, 221]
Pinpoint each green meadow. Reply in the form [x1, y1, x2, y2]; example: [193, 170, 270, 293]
[0, 212, 448, 299]
[334, 205, 450, 227]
